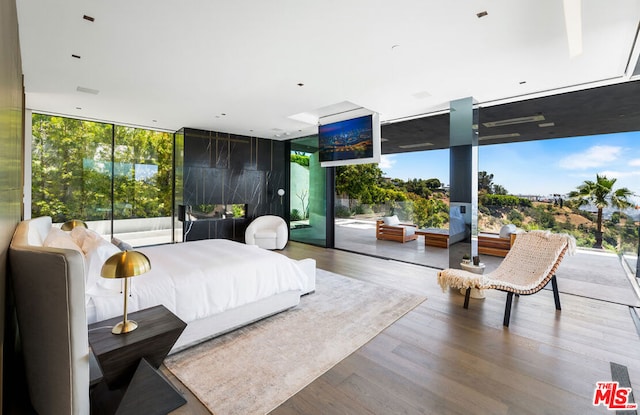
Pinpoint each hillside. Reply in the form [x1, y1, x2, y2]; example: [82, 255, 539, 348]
[479, 201, 638, 253]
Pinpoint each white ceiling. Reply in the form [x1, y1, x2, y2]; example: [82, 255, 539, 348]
[17, 0, 640, 140]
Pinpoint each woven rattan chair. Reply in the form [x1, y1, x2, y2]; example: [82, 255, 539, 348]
[437, 231, 576, 326]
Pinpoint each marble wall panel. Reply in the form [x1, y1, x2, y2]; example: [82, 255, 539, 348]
[182, 129, 287, 242]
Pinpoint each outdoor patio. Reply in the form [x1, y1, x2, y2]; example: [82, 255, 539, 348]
[333, 218, 640, 307]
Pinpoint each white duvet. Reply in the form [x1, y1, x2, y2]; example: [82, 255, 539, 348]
[86, 239, 306, 324]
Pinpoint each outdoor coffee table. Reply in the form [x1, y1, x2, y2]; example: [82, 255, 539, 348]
[415, 228, 449, 248]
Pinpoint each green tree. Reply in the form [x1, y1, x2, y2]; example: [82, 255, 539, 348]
[336, 164, 384, 207]
[405, 178, 432, 199]
[31, 114, 173, 223]
[478, 171, 494, 193]
[568, 174, 634, 248]
[408, 194, 448, 228]
[493, 184, 508, 195]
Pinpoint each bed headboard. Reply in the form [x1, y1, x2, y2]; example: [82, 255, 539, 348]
[8, 216, 90, 415]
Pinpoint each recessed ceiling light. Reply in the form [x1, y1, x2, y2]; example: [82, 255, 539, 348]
[71, 54, 81, 59]
[538, 122, 555, 127]
[83, 15, 95, 22]
[76, 86, 99, 95]
[477, 11, 488, 18]
[398, 142, 433, 149]
[297, 83, 304, 87]
[519, 81, 527, 85]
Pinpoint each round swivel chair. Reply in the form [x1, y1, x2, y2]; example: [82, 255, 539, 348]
[245, 215, 288, 250]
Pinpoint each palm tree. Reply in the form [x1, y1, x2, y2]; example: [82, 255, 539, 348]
[568, 174, 634, 248]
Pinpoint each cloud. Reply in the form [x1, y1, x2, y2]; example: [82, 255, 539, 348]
[378, 154, 396, 170]
[629, 158, 640, 167]
[558, 145, 622, 169]
[598, 170, 640, 179]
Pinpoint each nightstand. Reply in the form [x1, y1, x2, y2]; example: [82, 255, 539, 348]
[89, 305, 187, 415]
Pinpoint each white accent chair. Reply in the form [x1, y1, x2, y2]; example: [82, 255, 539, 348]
[245, 215, 288, 250]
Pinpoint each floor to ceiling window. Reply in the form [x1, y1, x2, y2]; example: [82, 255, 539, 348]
[31, 113, 175, 246]
[289, 135, 329, 247]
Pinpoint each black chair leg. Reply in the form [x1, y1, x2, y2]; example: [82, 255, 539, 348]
[551, 275, 561, 310]
[463, 288, 471, 309]
[503, 292, 514, 327]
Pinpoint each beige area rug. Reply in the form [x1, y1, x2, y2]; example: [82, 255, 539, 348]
[164, 269, 426, 415]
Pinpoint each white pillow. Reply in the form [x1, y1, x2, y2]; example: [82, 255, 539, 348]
[84, 234, 120, 292]
[70, 226, 90, 247]
[43, 227, 83, 253]
[383, 215, 400, 226]
[81, 229, 107, 254]
[499, 224, 517, 239]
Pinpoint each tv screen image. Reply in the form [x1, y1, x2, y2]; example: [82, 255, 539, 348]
[319, 115, 374, 162]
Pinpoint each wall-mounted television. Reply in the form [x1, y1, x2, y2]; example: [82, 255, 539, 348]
[319, 111, 381, 167]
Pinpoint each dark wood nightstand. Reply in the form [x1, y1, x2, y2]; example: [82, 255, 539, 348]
[89, 305, 187, 415]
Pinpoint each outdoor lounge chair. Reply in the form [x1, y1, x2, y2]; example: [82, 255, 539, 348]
[376, 215, 418, 243]
[437, 230, 576, 326]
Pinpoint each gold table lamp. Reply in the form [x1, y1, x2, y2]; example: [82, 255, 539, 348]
[61, 219, 88, 231]
[100, 250, 151, 334]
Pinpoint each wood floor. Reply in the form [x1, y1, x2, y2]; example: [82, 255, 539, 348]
[169, 242, 640, 414]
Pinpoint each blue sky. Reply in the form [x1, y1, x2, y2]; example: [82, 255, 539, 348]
[380, 131, 640, 204]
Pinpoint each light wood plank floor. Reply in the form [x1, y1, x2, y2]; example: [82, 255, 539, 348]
[168, 242, 640, 414]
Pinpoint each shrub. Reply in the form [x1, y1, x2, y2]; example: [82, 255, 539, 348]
[290, 154, 309, 167]
[480, 194, 532, 207]
[290, 209, 303, 221]
[335, 205, 352, 218]
[507, 209, 524, 223]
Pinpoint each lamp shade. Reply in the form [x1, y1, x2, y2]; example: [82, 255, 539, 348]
[101, 250, 151, 279]
[61, 219, 88, 231]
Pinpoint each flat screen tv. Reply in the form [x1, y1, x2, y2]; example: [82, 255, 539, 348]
[319, 112, 381, 167]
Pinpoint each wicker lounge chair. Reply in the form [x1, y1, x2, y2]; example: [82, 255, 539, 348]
[437, 230, 576, 326]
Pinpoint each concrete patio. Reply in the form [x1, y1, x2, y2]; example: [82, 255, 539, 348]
[333, 218, 640, 307]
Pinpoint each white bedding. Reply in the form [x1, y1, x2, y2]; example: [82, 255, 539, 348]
[86, 239, 306, 325]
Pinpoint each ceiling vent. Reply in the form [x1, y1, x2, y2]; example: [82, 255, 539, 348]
[479, 133, 521, 141]
[483, 115, 545, 128]
[76, 86, 99, 95]
[398, 142, 434, 149]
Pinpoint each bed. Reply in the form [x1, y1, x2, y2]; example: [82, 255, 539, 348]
[8, 216, 316, 415]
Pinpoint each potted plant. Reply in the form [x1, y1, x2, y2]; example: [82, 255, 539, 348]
[462, 254, 471, 264]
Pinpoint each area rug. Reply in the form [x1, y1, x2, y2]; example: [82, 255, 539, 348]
[164, 269, 426, 415]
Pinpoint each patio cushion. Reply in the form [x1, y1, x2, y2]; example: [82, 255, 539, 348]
[499, 224, 517, 239]
[382, 215, 400, 226]
[402, 225, 416, 237]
